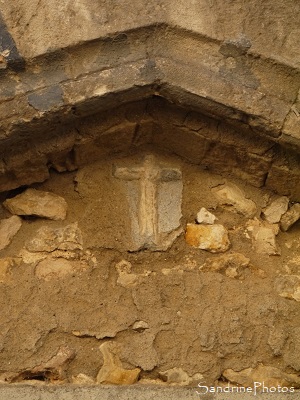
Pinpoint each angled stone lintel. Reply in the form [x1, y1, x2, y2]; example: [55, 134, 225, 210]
[0, 24, 299, 149]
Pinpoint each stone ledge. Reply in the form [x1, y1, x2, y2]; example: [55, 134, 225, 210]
[0, 384, 298, 400]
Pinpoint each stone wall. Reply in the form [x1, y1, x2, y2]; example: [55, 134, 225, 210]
[0, 1, 299, 198]
[1, 97, 300, 200]
[0, 0, 300, 393]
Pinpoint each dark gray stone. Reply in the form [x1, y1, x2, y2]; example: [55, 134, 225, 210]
[28, 86, 64, 112]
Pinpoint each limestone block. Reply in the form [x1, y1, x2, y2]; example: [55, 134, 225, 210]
[153, 124, 211, 164]
[26, 223, 83, 253]
[275, 275, 300, 302]
[262, 196, 289, 224]
[74, 122, 136, 166]
[0, 215, 22, 251]
[223, 364, 300, 388]
[245, 218, 280, 256]
[4, 189, 68, 220]
[196, 207, 217, 225]
[3, 157, 50, 193]
[113, 154, 183, 251]
[97, 342, 140, 385]
[212, 183, 257, 217]
[185, 224, 230, 253]
[251, 226, 280, 255]
[266, 164, 300, 202]
[280, 203, 300, 231]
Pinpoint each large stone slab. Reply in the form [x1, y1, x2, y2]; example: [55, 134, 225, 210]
[113, 154, 183, 251]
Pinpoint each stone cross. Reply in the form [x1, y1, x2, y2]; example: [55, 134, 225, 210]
[113, 155, 182, 251]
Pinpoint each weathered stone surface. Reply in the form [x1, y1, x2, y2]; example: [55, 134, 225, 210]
[115, 260, 138, 288]
[262, 196, 289, 224]
[185, 224, 230, 253]
[28, 86, 64, 112]
[0, 257, 21, 283]
[280, 203, 300, 231]
[196, 208, 217, 225]
[159, 367, 203, 386]
[4, 189, 68, 220]
[35, 258, 76, 281]
[120, 331, 158, 372]
[71, 373, 95, 385]
[246, 219, 280, 255]
[113, 154, 182, 251]
[200, 252, 254, 279]
[26, 223, 83, 253]
[115, 260, 152, 288]
[252, 227, 281, 255]
[0, 215, 22, 251]
[252, 226, 280, 255]
[27, 346, 75, 382]
[0, 258, 12, 283]
[266, 163, 300, 202]
[268, 328, 288, 356]
[0, 0, 299, 198]
[275, 275, 300, 302]
[19, 249, 48, 265]
[223, 364, 300, 388]
[132, 321, 149, 332]
[212, 183, 257, 217]
[96, 342, 140, 385]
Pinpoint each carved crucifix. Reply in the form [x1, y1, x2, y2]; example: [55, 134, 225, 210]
[113, 155, 182, 251]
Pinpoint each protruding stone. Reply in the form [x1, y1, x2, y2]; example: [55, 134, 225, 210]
[200, 252, 251, 279]
[26, 223, 83, 253]
[0, 215, 22, 251]
[159, 368, 204, 386]
[132, 321, 149, 332]
[223, 364, 300, 388]
[185, 224, 230, 253]
[246, 219, 280, 255]
[0, 257, 21, 283]
[212, 183, 257, 217]
[28, 346, 75, 382]
[196, 207, 217, 224]
[3, 188, 68, 220]
[11, 347, 76, 383]
[19, 249, 48, 265]
[72, 373, 95, 385]
[275, 275, 300, 302]
[35, 258, 76, 281]
[96, 342, 140, 385]
[252, 227, 280, 255]
[255, 227, 280, 255]
[115, 260, 138, 288]
[262, 196, 289, 223]
[280, 203, 300, 231]
[113, 155, 182, 251]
